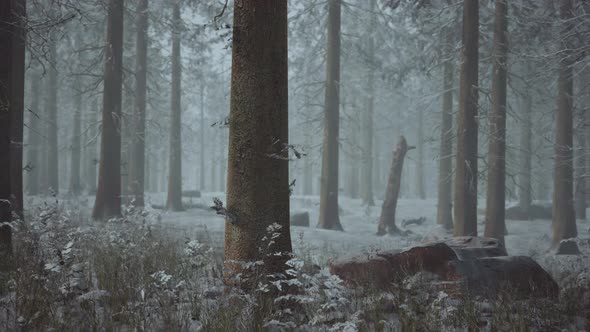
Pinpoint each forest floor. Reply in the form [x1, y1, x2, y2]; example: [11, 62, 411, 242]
[0, 193, 588, 331]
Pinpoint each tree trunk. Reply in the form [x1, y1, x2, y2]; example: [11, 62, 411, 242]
[166, 0, 183, 211]
[454, 0, 479, 237]
[0, 0, 25, 255]
[552, 0, 579, 251]
[416, 106, 426, 199]
[69, 83, 83, 194]
[85, 99, 98, 194]
[437, 29, 454, 230]
[26, 69, 41, 195]
[518, 84, 533, 214]
[224, 0, 292, 289]
[303, 130, 313, 196]
[47, 32, 59, 194]
[10, 0, 25, 220]
[199, 82, 205, 191]
[129, 0, 148, 207]
[484, 0, 508, 243]
[377, 136, 414, 235]
[318, 0, 343, 231]
[93, 0, 124, 220]
[348, 111, 360, 199]
[575, 131, 586, 219]
[362, 0, 376, 207]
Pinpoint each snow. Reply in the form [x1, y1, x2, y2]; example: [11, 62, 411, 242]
[144, 192, 590, 263]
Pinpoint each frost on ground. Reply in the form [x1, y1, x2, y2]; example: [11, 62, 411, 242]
[0, 193, 588, 331]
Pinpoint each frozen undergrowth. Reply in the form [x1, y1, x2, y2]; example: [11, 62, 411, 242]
[0, 193, 587, 331]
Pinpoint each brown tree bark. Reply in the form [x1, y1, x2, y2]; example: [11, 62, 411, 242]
[26, 69, 41, 195]
[47, 32, 59, 194]
[454, 0, 479, 237]
[362, 0, 376, 207]
[552, 0, 579, 251]
[166, 0, 184, 211]
[377, 136, 415, 235]
[224, 0, 292, 289]
[484, 0, 508, 243]
[9, 0, 26, 220]
[437, 28, 454, 230]
[318, 0, 343, 231]
[93, 0, 124, 220]
[129, 0, 149, 207]
[69, 83, 83, 194]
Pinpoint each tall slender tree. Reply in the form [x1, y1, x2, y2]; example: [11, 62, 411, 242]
[484, 0, 508, 243]
[454, 0, 479, 237]
[224, 0, 292, 289]
[69, 82, 83, 194]
[166, 0, 184, 211]
[199, 82, 205, 191]
[552, 0, 579, 251]
[437, 28, 454, 230]
[129, 0, 149, 207]
[362, 0, 376, 207]
[318, 0, 343, 231]
[518, 78, 533, 215]
[93, 0, 124, 219]
[26, 70, 42, 195]
[47, 32, 59, 194]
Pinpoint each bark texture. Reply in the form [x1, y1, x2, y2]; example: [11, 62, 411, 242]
[436, 29, 454, 230]
[318, 0, 343, 231]
[93, 0, 124, 220]
[454, 0, 479, 237]
[224, 0, 292, 289]
[377, 136, 415, 235]
[129, 0, 149, 207]
[166, 0, 184, 211]
[552, 0, 578, 250]
[9, 0, 26, 219]
[484, 0, 508, 243]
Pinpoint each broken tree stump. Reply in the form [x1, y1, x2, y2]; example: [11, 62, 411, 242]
[377, 136, 415, 235]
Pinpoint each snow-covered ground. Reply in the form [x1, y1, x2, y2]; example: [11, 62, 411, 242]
[142, 192, 590, 263]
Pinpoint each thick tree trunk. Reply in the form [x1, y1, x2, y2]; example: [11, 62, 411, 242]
[47, 33, 59, 194]
[484, 0, 508, 243]
[362, 0, 376, 207]
[10, 0, 25, 220]
[69, 84, 83, 194]
[166, 0, 183, 211]
[26, 70, 41, 195]
[129, 0, 148, 207]
[437, 29, 454, 230]
[552, 0, 579, 251]
[377, 136, 415, 235]
[224, 0, 292, 289]
[93, 0, 124, 220]
[518, 86, 533, 213]
[454, 0, 479, 237]
[0, 0, 25, 255]
[318, 0, 343, 231]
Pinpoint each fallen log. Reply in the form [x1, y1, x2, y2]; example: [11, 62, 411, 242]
[377, 136, 415, 235]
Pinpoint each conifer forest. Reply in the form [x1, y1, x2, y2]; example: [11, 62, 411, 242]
[1, 0, 590, 330]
